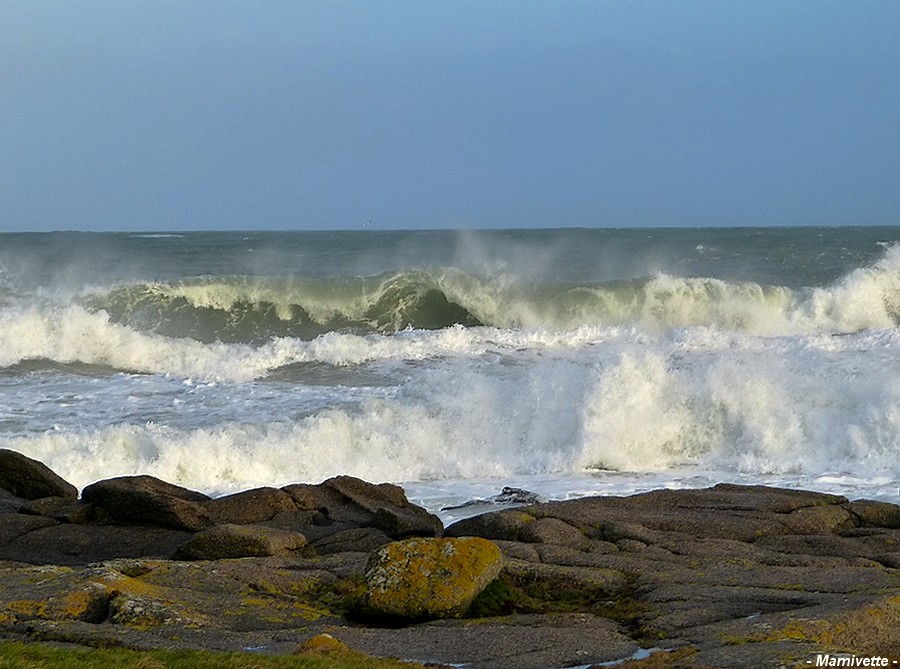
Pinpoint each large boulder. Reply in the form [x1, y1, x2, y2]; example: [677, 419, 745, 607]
[204, 487, 297, 525]
[174, 524, 308, 560]
[283, 476, 443, 538]
[0, 449, 77, 500]
[445, 509, 535, 541]
[81, 475, 212, 531]
[322, 475, 443, 537]
[358, 536, 502, 620]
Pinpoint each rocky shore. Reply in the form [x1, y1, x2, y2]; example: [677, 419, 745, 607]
[1, 448, 899, 668]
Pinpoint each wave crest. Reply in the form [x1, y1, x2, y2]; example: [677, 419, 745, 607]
[1, 246, 900, 378]
[76, 245, 900, 340]
[81, 270, 483, 342]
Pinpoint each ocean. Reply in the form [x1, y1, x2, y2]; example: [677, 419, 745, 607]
[1, 227, 899, 520]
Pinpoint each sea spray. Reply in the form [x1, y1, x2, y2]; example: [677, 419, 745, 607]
[1, 228, 898, 511]
[4, 326, 899, 501]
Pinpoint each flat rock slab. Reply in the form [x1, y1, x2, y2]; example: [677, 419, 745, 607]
[336, 613, 637, 669]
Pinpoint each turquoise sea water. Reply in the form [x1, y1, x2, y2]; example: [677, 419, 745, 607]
[1, 227, 899, 515]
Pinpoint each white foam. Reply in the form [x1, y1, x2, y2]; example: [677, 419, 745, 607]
[4, 325, 899, 508]
[0, 300, 645, 381]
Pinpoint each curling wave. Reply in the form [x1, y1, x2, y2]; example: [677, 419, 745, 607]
[76, 245, 900, 341]
[0, 246, 899, 380]
[80, 270, 484, 342]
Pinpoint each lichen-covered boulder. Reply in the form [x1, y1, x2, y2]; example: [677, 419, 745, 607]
[359, 536, 502, 620]
[174, 524, 308, 560]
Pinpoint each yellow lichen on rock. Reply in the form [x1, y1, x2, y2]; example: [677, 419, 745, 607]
[360, 536, 503, 620]
[294, 633, 429, 667]
[4, 581, 110, 623]
[765, 595, 900, 657]
[296, 633, 351, 655]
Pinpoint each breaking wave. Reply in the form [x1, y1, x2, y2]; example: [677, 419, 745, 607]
[0, 246, 899, 378]
[70, 244, 900, 341]
[7, 325, 900, 496]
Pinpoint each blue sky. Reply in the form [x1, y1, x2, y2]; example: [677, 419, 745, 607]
[2, 1, 899, 231]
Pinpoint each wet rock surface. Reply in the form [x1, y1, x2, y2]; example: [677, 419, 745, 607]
[0, 460, 899, 668]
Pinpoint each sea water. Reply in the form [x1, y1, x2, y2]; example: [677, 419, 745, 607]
[1, 227, 899, 520]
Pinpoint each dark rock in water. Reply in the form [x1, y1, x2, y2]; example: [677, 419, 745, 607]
[204, 486, 297, 525]
[174, 524, 308, 560]
[81, 475, 212, 531]
[0, 449, 78, 500]
[441, 486, 546, 511]
[497, 486, 546, 504]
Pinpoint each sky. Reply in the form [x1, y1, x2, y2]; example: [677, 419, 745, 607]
[1, 1, 899, 232]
